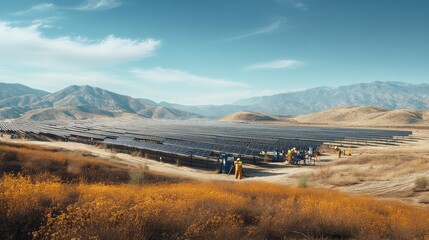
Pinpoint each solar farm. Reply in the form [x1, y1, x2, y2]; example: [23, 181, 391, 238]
[0, 120, 412, 170]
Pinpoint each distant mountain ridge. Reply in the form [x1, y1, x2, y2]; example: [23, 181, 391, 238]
[1, 81, 428, 120]
[163, 81, 429, 117]
[0, 83, 48, 100]
[0, 84, 201, 120]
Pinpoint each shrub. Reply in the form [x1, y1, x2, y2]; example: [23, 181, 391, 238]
[128, 168, 145, 184]
[110, 153, 118, 160]
[415, 177, 428, 191]
[0, 142, 130, 184]
[418, 193, 429, 204]
[0, 177, 428, 240]
[2, 142, 429, 239]
[297, 173, 308, 188]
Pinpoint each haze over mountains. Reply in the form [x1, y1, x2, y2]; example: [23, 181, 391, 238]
[163, 81, 429, 117]
[0, 84, 200, 120]
[0, 81, 428, 120]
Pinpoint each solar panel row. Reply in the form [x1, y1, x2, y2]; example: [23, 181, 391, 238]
[0, 120, 412, 159]
[104, 138, 212, 157]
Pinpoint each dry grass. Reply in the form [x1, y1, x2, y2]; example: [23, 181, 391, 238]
[297, 173, 309, 188]
[0, 142, 130, 184]
[418, 193, 429, 204]
[415, 177, 428, 191]
[0, 141, 176, 185]
[312, 154, 429, 186]
[2, 142, 429, 239]
[1, 175, 429, 239]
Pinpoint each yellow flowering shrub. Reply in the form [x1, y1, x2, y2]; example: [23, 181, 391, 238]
[1, 142, 429, 239]
[1, 175, 428, 240]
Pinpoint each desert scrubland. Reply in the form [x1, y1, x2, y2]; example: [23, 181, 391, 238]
[1, 128, 429, 239]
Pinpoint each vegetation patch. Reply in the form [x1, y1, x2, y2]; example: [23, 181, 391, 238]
[415, 177, 428, 191]
[1, 141, 429, 239]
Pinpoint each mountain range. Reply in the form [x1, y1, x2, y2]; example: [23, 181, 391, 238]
[162, 81, 429, 117]
[0, 81, 428, 120]
[0, 84, 200, 120]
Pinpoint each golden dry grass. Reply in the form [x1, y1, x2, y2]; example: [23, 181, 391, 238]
[0, 143, 130, 184]
[418, 193, 429, 204]
[312, 154, 429, 186]
[1, 175, 429, 239]
[0, 141, 181, 185]
[2, 142, 429, 239]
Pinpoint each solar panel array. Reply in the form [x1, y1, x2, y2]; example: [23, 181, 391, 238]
[0, 120, 412, 158]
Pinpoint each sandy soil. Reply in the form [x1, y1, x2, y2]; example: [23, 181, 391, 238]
[2, 128, 429, 204]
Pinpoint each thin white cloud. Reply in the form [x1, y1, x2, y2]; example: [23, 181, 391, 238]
[131, 67, 250, 88]
[74, 0, 122, 11]
[30, 18, 59, 29]
[0, 21, 160, 69]
[11, 3, 56, 16]
[293, 2, 308, 11]
[274, 0, 308, 11]
[246, 59, 303, 70]
[228, 20, 283, 41]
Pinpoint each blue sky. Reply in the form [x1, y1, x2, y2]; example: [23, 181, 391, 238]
[0, 0, 428, 105]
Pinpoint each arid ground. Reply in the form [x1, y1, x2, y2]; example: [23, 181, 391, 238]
[2, 126, 428, 205]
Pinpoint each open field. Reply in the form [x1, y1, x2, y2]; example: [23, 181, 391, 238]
[1, 142, 429, 239]
[1, 121, 429, 239]
[1, 126, 428, 204]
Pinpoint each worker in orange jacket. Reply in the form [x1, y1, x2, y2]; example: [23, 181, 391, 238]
[234, 158, 243, 180]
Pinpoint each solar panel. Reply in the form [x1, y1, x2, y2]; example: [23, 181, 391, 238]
[0, 119, 412, 159]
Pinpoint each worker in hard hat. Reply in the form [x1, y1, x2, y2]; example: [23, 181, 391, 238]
[334, 146, 342, 158]
[234, 157, 243, 180]
[287, 147, 297, 164]
[285, 149, 292, 164]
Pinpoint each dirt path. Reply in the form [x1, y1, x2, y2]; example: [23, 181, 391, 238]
[0, 136, 331, 183]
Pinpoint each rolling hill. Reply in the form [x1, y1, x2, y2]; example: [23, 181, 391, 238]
[0, 84, 201, 120]
[219, 107, 429, 127]
[1, 81, 428, 121]
[219, 111, 278, 122]
[164, 82, 429, 117]
[293, 106, 429, 126]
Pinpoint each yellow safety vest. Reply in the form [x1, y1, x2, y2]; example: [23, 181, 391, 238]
[235, 160, 243, 169]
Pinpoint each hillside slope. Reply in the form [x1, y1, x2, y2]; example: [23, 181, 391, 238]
[19, 106, 117, 121]
[0, 83, 48, 100]
[294, 106, 429, 126]
[219, 111, 278, 122]
[0, 84, 201, 120]
[165, 82, 429, 117]
[236, 81, 429, 115]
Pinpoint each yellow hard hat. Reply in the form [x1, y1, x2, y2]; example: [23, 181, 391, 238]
[237, 158, 241, 160]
